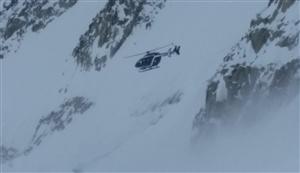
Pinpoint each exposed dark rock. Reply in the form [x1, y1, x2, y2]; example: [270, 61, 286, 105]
[225, 65, 260, 100]
[163, 91, 182, 105]
[58, 0, 77, 9]
[268, 0, 296, 12]
[270, 59, 300, 97]
[72, 0, 166, 71]
[268, 0, 275, 7]
[270, 30, 285, 41]
[194, 59, 299, 132]
[278, 0, 296, 13]
[198, 65, 261, 124]
[276, 31, 299, 50]
[0, 146, 19, 163]
[2, 0, 18, 10]
[131, 91, 183, 120]
[0, 0, 78, 58]
[95, 55, 108, 71]
[0, 96, 93, 163]
[31, 96, 94, 146]
[148, 91, 183, 125]
[4, 18, 27, 39]
[193, 0, 299, 136]
[247, 28, 270, 53]
[248, 0, 298, 54]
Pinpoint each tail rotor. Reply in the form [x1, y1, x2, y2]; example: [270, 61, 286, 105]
[173, 45, 181, 55]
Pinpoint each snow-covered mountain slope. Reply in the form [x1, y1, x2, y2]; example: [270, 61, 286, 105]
[1, 0, 299, 172]
[73, 0, 166, 71]
[193, 0, 300, 132]
[0, 0, 78, 59]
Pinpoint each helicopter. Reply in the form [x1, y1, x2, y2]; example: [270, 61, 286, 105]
[124, 43, 181, 72]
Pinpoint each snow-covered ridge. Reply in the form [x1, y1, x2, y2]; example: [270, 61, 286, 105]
[72, 0, 166, 71]
[1, 96, 93, 163]
[193, 0, 299, 133]
[0, 0, 78, 59]
[1, 0, 298, 171]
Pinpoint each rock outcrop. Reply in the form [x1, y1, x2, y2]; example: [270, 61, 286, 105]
[193, 0, 299, 134]
[72, 0, 166, 71]
[0, 96, 93, 163]
[0, 0, 78, 59]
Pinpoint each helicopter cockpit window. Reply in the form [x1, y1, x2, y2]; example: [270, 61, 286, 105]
[152, 56, 161, 66]
[141, 57, 153, 66]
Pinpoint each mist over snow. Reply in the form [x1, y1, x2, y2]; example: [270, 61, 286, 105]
[1, 0, 299, 172]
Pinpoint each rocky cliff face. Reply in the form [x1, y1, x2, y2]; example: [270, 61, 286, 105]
[0, 0, 77, 59]
[193, 0, 299, 134]
[72, 0, 166, 71]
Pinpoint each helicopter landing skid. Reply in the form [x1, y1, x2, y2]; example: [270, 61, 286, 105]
[139, 66, 160, 72]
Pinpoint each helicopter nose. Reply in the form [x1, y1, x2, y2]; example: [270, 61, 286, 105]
[135, 61, 141, 68]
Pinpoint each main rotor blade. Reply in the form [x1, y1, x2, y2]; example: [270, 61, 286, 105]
[123, 43, 174, 59]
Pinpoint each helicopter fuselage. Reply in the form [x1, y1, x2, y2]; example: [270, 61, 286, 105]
[135, 52, 162, 70]
[132, 45, 180, 72]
